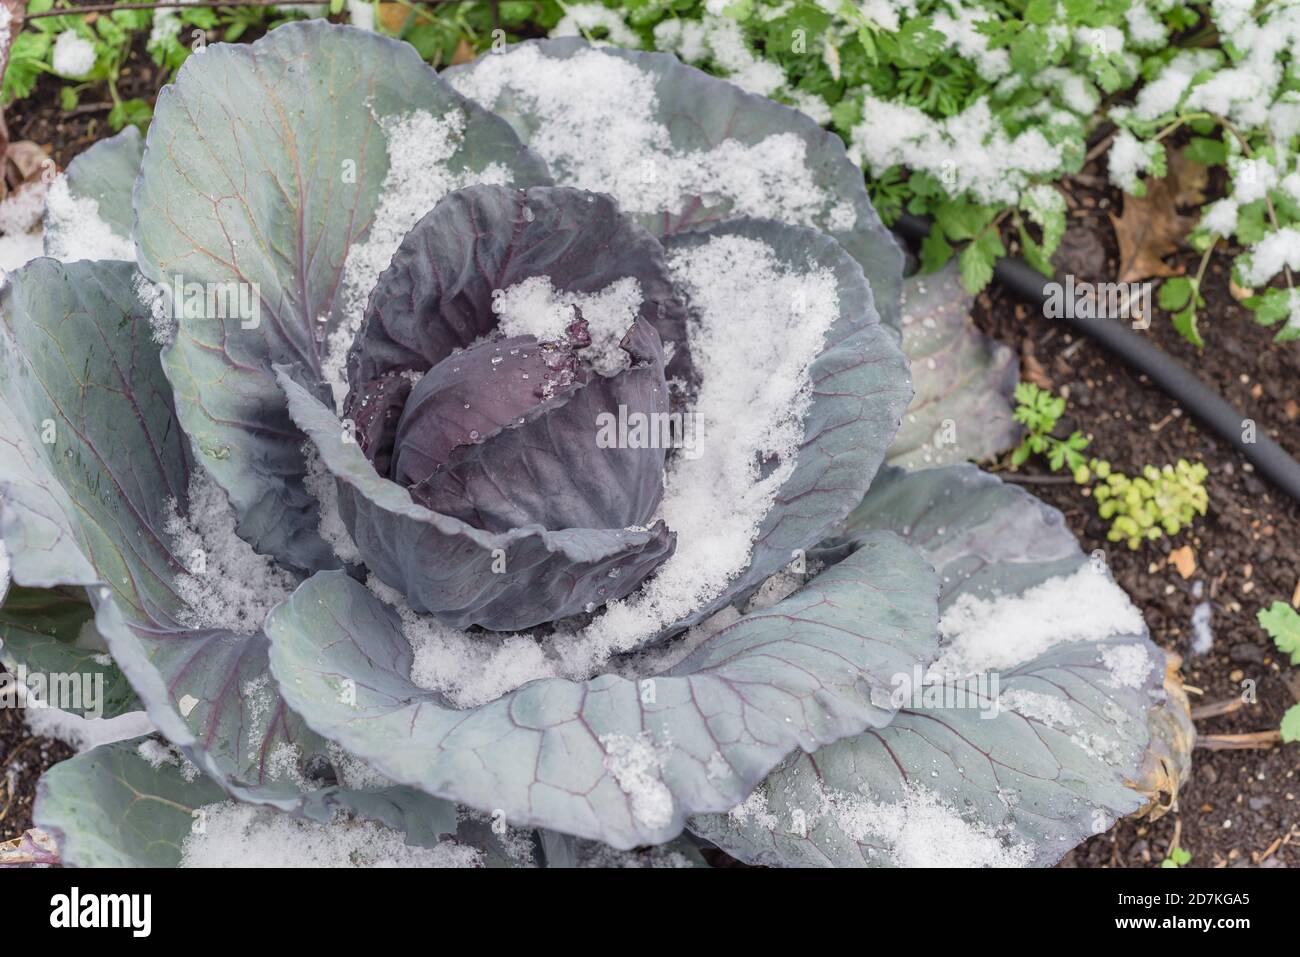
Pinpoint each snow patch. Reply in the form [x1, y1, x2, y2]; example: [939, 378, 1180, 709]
[164, 472, 298, 634]
[601, 731, 673, 830]
[492, 275, 643, 376]
[849, 95, 1062, 205]
[137, 738, 200, 781]
[1191, 594, 1215, 656]
[43, 175, 136, 263]
[727, 786, 780, 830]
[1100, 643, 1155, 689]
[52, 31, 96, 79]
[180, 803, 483, 868]
[933, 565, 1145, 676]
[0, 229, 44, 282]
[827, 784, 1034, 867]
[551, 2, 640, 47]
[304, 445, 361, 564]
[449, 45, 856, 234]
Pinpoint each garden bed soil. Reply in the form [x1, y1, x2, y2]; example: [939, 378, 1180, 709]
[1, 52, 1296, 868]
[977, 156, 1300, 869]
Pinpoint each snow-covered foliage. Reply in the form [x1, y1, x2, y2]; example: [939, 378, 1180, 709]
[0, 22, 1184, 869]
[1103, 1, 1300, 341]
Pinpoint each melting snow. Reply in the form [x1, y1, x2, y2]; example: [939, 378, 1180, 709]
[164, 472, 298, 634]
[600, 731, 673, 830]
[133, 273, 178, 345]
[303, 445, 361, 564]
[492, 274, 643, 376]
[449, 45, 856, 233]
[574, 842, 695, 868]
[999, 689, 1076, 728]
[137, 739, 201, 781]
[727, 786, 780, 830]
[51, 31, 96, 79]
[1100, 644, 1156, 689]
[826, 784, 1034, 867]
[1190, 581, 1215, 655]
[933, 564, 1145, 675]
[44, 174, 136, 263]
[727, 779, 1034, 867]
[180, 803, 483, 868]
[327, 742, 395, 791]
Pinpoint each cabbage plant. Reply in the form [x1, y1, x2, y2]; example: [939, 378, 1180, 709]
[0, 22, 1189, 868]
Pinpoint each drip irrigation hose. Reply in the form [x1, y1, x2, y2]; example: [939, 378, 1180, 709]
[893, 213, 1300, 505]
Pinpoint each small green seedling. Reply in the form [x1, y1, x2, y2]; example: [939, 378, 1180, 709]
[1258, 601, 1300, 665]
[1076, 458, 1210, 550]
[1011, 382, 1090, 472]
[1257, 602, 1300, 743]
[1161, 846, 1192, 868]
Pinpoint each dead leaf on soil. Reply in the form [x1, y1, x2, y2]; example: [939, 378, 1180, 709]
[0, 829, 59, 867]
[376, 2, 411, 32]
[1169, 545, 1196, 579]
[1020, 339, 1052, 389]
[1229, 278, 1255, 301]
[1110, 175, 1197, 284]
[1128, 653, 1195, 822]
[1168, 149, 1208, 208]
[451, 37, 476, 65]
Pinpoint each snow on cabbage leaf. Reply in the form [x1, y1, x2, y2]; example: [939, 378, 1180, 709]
[0, 21, 1189, 868]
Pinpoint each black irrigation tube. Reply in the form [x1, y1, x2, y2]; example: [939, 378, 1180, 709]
[894, 212, 1300, 505]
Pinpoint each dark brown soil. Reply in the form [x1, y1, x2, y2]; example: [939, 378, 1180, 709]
[976, 158, 1300, 869]
[5, 32, 165, 169]
[1, 33, 1296, 869]
[0, 694, 72, 843]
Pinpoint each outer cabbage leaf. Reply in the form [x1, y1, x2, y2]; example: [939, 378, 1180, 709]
[0, 585, 139, 717]
[34, 737, 478, 866]
[277, 365, 675, 631]
[43, 125, 142, 256]
[134, 21, 550, 572]
[659, 218, 912, 633]
[445, 38, 904, 332]
[263, 531, 939, 849]
[0, 259, 426, 818]
[887, 263, 1020, 468]
[689, 465, 1180, 867]
[35, 737, 227, 867]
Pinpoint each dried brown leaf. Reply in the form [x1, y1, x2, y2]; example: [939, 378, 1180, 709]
[1110, 176, 1197, 284]
[1128, 653, 1195, 822]
[1168, 150, 1208, 208]
[451, 37, 476, 65]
